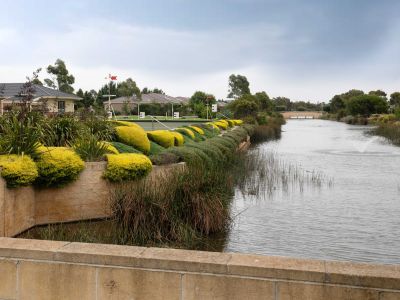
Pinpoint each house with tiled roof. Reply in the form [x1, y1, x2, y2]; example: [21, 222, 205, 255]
[104, 93, 189, 113]
[0, 83, 81, 114]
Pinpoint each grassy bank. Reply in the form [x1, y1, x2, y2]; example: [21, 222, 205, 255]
[20, 119, 285, 248]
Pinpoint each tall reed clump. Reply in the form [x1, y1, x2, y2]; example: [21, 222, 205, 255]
[0, 113, 42, 157]
[109, 128, 251, 246]
[110, 162, 236, 246]
[372, 122, 400, 146]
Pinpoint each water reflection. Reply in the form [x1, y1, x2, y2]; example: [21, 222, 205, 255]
[224, 120, 400, 264]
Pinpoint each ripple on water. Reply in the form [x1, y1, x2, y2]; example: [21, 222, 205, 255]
[224, 120, 400, 264]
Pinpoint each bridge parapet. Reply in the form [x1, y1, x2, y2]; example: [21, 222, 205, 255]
[282, 111, 323, 119]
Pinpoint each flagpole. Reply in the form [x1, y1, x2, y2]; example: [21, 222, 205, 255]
[103, 74, 117, 119]
[108, 76, 111, 115]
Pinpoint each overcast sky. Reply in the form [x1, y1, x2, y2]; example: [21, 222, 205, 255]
[1, 0, 399, 102]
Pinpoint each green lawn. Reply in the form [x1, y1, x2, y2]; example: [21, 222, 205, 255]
[115, 116, 209, 122]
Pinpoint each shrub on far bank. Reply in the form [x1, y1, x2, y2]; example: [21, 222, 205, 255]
[0, 154, 38, 188]
[104, 153, 152, 182]
[251, 124, 281, 143]
[35, 147, 85, 187]
[373, 122, 400, 146]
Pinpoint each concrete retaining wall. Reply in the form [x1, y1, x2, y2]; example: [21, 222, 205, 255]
[0, 238, 398, 299]
[0, 162, 185, 237]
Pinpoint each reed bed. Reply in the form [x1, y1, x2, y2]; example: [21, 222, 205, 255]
[372, 122, 400, 146]
[236, 150, 333, 199]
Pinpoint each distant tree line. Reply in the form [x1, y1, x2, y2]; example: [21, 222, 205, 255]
[28, 59, 326, 118]
[324, 89, 400, 118]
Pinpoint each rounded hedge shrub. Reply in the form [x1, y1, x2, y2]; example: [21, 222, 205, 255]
[99, 141, 119, 154]
[104, 153, 152, 182]
[213, 121, 228, 130]
[197, 126, 218, 138]
[115, 126, 150, 154]
[227, 120, 235, 127]
[219, 120, 231, 127]
[175, 128, 195, 139]
[205, 123, 221, 133]
[188, 126, 204, 135]
[233, 119, 244, 126]
[169, 131, 184, 146]
[0, 154, 38, 188]
[35, 147, 85, 187]
[111, 120, 141, 127]
[147, 130, 175, 148]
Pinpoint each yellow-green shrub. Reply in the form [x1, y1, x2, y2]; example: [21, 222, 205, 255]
[115, 126, 151, 154]
[36, 147, 85, 187]
[99, 141, 119, 154]
[104, 153, 152, 182]
[206, 123, 221, 132]
[189, 126, 204, 135]
[213, 121, 228, 130]
[147, 130, 175, 148]
[0, 155, 38, 188]
[226, 120, 235, 127]
[233, 119, 243, 126]
[175, 128, 195, 139]
[170, 131, 185, 146]
[219, 119, 231, 127]
[111, 120, 141, 127]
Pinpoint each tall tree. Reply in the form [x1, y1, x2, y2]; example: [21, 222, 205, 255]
[189, 91, 216, 118]
[45, 59, 75, 93]
[346, 95, 388, 116]
[31, 68, 43, 86]
[117, 78, 141, 98]
[228, 94, 260, 118]
[96, 82, 118, 107]
[227, 74, 250, 98]
[141, 87, 165, 94]
[273, 97, 291, 111]
[341, 89, 364, 101]
[368, 90, 387, 98]
[389, 92, 400, 107]
[254, 91, 273, 111]
[76, 89, 96, 108]
[329, 95, 345, 113]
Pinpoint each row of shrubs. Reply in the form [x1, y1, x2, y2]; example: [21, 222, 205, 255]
[0, 113, 245, 188]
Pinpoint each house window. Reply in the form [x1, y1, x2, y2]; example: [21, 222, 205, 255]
[58, 101, 65, 113]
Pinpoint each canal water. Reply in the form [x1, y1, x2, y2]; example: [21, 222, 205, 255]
[225, 120, 400, 264]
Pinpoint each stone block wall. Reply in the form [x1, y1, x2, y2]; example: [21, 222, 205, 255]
[0, 238, 398, 300]
[0, 162, 185, 237]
